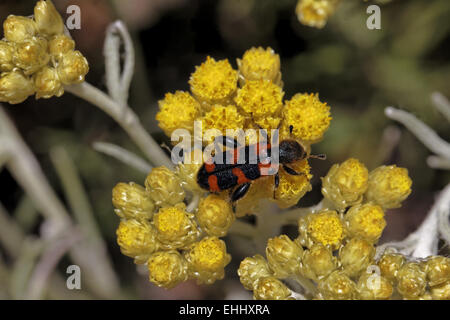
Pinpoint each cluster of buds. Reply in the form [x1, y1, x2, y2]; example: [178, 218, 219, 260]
[156, 47, 331, 213]
[237, 158, 448, 300]
[0, 0, 89, 104]
[113, 166, 232, 288]
[295, 0, 342, 29]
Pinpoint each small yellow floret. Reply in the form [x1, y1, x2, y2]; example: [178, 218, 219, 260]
[145, 166, 185, 206]
[197, 194, 235, 237]
[235, 80, 284, 121]
[34, 66, 64, 99]
[253, 276, 292, 300]
[281, 93, 331, 143]
[57, 50, 89, 84]
[295, 0, 340, 29]
[187, 236, 230, 272]
[238, 254, 272, 291]
[112, 182, 154, 220]
[0, 71, 35, 104]
[189, 56, 238, 106]
[237, 47, 281, 85]
[13, 37, 50, 75]
[3, 15, 37, 42]
[200, 105, 246, 145]
[299, 210, 344, 249]
[147, 250, 188, 289]
[156, 91, 201, 137]
[116, 219, 159, 262]
[273, 159, 312, 208]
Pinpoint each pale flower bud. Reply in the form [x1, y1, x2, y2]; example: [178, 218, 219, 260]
[145, 166, 185, 207]
[34, 66, 64, 99]
[34, 0, 64, 36]
[147, 250, 188, 289]
[238, 255, 272, 290]
[13, 37, 50, 75]
[57, 50, 89, 85]
[49, 34, 75, 57]
[112, 182, 155, 221]
[0, 41, 15, 72]
[266, 235, 303, 278]
[339, 238, 375, 278]
[301, 243, 337, 281]
[3, 15, 37, 42]
[0, 71, 35, 104]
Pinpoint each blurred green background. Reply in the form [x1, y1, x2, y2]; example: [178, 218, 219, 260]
[0, 0, 449, 299]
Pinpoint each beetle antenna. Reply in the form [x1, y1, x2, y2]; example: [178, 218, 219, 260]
[309, 153, 326, 160]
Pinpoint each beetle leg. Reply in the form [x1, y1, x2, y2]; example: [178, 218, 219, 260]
[231, 183, 251, 203]
[273, 172, 279, 199]
[283, 164, 304, 176]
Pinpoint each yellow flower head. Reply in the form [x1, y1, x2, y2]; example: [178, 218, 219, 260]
[345, 203, 386, 243]
[34, 0, 64, 36]
[200, 104, 246, 145]
[237, 47, 281, 85]
[273, 159, 312, 208]
[366, 165, 412, 209]
[281, 93, 331, 143]
[147, 250, 188, 289]
[185, 236, 231, 284]
[295, 0, 340, 29]
[156, 91, 201, 137]
[321, 158, 369, 211]
[235, 79, 284, 122]
[266, 235, 303, 278]
[112, 182, 155, 221]
[357, 272, 393, 300]
[153, 205, 199, 249]
[0, 41, 14, 72]
[0, 71, 35, 104]
[34, 66, 64, 99]
[116, 219, 159, 263]
[397, 262, 427, 299]
[339, 238, 375, 278]
[13, 37, 50, 75]
[253, 276, 292, 300]
[3, 15, 37, 42]
[298, 209, 345, 250]
[301, 243, 337, 281]
[318, 270, 357, 300]
[49, 34, 75, 58]
[238, 254, 272, 290]
[424, 256, 450, 287]
[197, 194, 235, 237]
[377, 251, 405, 283]
[56, 50, 89, 85]
[145, 166, 185, 207]
[189, 56, 238, 106]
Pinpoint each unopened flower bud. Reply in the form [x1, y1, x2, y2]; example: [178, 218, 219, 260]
[295, 0, 340, 29]
[430, 281, 450, 300]
[57, 50, 89, 84]
[147, 250, 188, 289]
[397, 262, 427, 299]
[3, 15, 37, 42]
[321, 158, 368, 211]
[196, 194, 235, 237]
[34, 0, 64, 36]
[344, 203, 386, 243]
[13, 37, 50, 75]
[0, 41, 14, 72]
[34, 66, 64, 99]
[238, 255, 272, 290]
[339, 238, 375, 278]
[0, 71, 35, 104]
[377, 252, 405, 283]
[266, 235, 303, 278]
[366, 165, 412, 209]
[253, 276, 291, 300]
[357, 272, 393, 300]
[145, 166, 185, 207]
[49, 34, 75, 57]
[301, 243, 338, 281]
[424, 256, 450, 287]
[112, 182, 155, 221]
[318, 270, 357, 300]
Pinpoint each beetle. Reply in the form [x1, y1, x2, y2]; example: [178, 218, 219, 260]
[196, 127, 325, 205]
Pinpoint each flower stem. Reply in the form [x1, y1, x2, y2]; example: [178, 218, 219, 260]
[66, 82, 173, 168]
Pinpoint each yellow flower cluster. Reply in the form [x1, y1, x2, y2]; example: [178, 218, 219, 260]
[295, 0, 341, 29]
[113, 166, 232, 288]
[237, 158, 428, 300]
[156, 47, 331, 213]
[0, 0, 89, 104]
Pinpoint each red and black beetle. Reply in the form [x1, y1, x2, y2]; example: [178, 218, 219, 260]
[196, 127, 325, 204]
